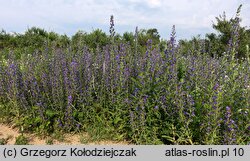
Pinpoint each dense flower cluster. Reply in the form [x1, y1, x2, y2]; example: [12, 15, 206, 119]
[0, 18, 249, 144]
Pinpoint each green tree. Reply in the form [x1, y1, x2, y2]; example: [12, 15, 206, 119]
[146, 28, 160, 45]
[138, 28, 160, 47]
[206, 5, 250, 58]
[122, 32, 134, 45]
[0, 30, 11, 49]
[71, 29, 109, 51]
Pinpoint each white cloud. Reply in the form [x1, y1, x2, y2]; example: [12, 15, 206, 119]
[0, 0, 249, 39]
[147, 0, 162, 8]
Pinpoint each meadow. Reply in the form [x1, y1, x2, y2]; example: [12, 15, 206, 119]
[0, 12, 249, 145]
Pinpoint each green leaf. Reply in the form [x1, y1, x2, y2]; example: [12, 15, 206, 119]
[34, 117, 42, 124]
[32, 106, 39, 110]
[45, 110, 58, 118]
[114, 117, 122, 124]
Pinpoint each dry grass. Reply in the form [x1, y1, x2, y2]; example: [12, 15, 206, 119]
[0, 124, 129, 145]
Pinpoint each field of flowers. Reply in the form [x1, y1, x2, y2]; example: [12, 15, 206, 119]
[0, 15, 249, 145]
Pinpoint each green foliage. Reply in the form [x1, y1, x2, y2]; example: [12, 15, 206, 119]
[46, 138, 54, 145]
[0, 8, 249, 145]
[0, 138, 8, 145]
[15, 135, 29, 145]
[122, 32, 134, 45]
[206, 5, 250, 59]
[71, 29, 109, 51]
[179, 5, 250, 59]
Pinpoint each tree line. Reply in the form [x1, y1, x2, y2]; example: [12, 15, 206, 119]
[1, 5, 249, 59]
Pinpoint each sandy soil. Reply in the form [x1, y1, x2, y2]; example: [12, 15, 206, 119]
[0, 124, 128, 145]
[0, 124, 20, 144]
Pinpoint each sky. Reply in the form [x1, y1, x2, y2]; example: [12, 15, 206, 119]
[0, 0, 250, 40]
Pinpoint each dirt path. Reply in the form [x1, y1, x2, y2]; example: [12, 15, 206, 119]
[0, 124, 128, 145]
[0, 124, 20, 144]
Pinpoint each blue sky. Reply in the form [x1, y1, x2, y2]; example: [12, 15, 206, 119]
[0, 0, 249, 40]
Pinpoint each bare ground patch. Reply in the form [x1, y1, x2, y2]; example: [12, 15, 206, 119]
[0, 124, 128, 145]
